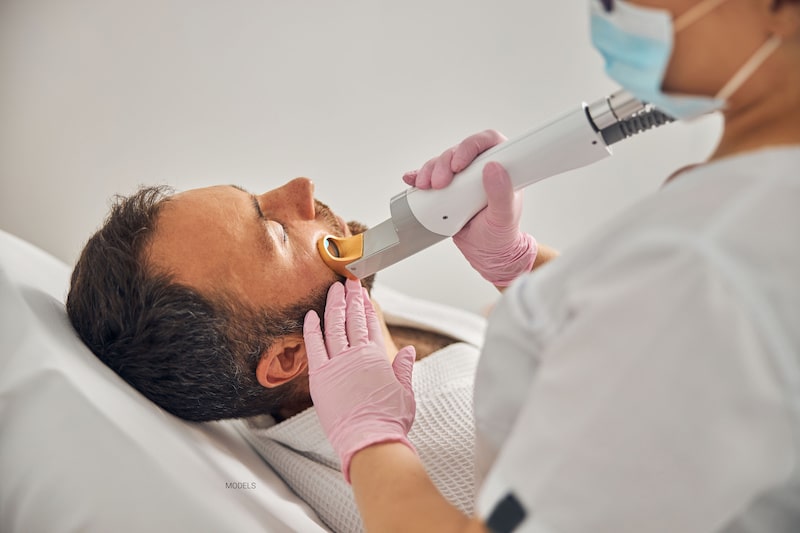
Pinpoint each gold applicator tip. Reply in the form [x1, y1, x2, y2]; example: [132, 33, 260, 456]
[317, 233, 364, 280]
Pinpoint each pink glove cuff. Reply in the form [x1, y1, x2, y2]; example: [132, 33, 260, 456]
[458, 232, 538, 287]
[339, 435, 417, 484]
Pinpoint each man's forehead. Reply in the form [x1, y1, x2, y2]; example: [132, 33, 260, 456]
[144, 185, 265, 303]
[170, 184, 240, 200]
[161, 190, 253, 235]
[159, 186, 252, 219]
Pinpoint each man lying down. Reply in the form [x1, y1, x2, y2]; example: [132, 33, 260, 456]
[66, 178, 483, 533]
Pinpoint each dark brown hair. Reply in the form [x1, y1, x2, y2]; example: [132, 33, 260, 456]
[66, 186, 324, 422]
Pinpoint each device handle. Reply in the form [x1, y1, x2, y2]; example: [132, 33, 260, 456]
[404, 105, 611, 237]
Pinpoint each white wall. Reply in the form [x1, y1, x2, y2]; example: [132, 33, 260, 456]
[0, 0, 721, 314]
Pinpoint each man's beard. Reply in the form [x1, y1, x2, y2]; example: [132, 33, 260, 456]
[249, 219, 377, 420]
[256, 218, 375, 341]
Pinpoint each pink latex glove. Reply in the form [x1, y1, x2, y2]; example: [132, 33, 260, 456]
[303, 279, 417, 483]
[403, 130, 537, 287]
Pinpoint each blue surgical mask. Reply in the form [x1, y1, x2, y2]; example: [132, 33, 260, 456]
[590, 0, 781, 121]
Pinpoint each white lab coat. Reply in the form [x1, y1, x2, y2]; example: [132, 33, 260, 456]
[473, 147, 800, 533]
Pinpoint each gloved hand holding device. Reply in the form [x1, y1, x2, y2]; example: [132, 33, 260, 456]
[403, 130, 538, 287]
[303, 279, 417, 482]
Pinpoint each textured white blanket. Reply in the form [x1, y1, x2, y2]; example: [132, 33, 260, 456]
[234, 285, 485, 533]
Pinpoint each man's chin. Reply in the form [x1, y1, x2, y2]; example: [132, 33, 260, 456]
[346, 220, 376, 293]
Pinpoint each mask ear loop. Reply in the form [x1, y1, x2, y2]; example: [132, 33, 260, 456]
[716, 35, 782, 101]
[674, 0, 729, 32]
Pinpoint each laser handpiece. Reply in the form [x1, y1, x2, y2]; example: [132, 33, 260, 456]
[319, 90, 673, 280]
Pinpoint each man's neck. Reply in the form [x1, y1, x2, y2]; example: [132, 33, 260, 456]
[373, 300, 400, 360]
[374, 299, 459, 361]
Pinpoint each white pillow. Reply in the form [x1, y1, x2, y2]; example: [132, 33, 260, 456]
[0, 230, 328, 532]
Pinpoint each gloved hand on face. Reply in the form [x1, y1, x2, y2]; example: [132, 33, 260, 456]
[303, 279, 417, 482]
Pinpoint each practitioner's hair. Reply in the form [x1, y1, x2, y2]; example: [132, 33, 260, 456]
[66, 185, 324, 422]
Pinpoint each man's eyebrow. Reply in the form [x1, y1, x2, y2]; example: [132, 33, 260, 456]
[228, 184, 264, 219]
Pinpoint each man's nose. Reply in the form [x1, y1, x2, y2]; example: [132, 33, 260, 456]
[259, 177, 316, 220]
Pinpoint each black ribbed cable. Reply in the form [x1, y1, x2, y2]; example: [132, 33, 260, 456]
[601, 108, 675, 146]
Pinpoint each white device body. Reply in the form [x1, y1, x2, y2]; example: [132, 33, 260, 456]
[404, 105, 612, 236]
[345, 92, 658, 279]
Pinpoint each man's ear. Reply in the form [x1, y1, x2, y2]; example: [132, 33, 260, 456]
[255, 335, 308, 389]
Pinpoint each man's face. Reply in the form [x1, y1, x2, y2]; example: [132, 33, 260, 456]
[146, 178, 353, 312]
